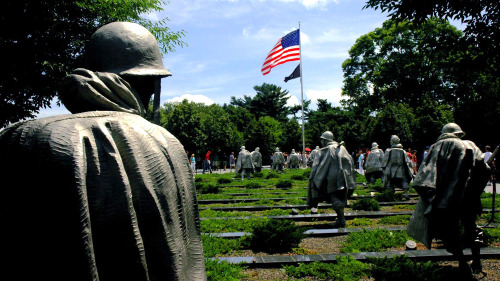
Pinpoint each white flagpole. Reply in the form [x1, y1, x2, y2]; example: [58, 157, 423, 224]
[299, 21, 306, 167]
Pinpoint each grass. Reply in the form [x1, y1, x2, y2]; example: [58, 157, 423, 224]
[378, 215, 411, 225]
[340, 229, 410, 253]
[205, 259, 247, 281]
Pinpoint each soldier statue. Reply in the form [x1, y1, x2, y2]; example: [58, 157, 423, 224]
[0, 22, 206, 281]
[251, 147, 263, 172]
[381, 135, 414, 200]
[308, 131, 356, 227]
[365, 142, 385, 184]
[289, 149, 300, 169]
[307, 146, 320, 167]
[272, 147, 285, 173]
[236, 146, 254, 180]
[407, 123, 490, 279]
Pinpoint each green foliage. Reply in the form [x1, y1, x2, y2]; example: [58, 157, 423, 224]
[284, 257, 370, 281]
[205, 259, 246, 281]
[302, 168, 311, 178]
[217, 177, 233, 184]
[245, 182, 261, 189]
[199, 209, 249, 218]
[368, 255, 445, 281]
[291, 174, 306, 180]
[356, 173, 366, 182]
[0, 0, 185, 127]
[351, 198, 380, 211]
[199, 184, 220, 194]
[378, 215, 411, 225]
[276, 179, 293, 189]
[484, 226, 500, 245]
[249, 219, 305, 253]
[201, 218, 264, 233]
[201, 234, 245, 258]
[253, 171, 264, 178]
[347, 218, 376, 227]
[376, 190, 403, 202]
[265, 172, 280, 179]
[195, 177, 203, 182]
[341, 229, 409, 253]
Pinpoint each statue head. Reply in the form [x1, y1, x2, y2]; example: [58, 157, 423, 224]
[291, 149, 295, 153]
[240, 146, 245, 151]
[255, 147, 260, 152]
[315, 146, 320, 150]
[371, 142, 379, 149]
[390, 135, 400, 146]
[85, 22, 171, 106]
[320, 131, 334, 146]
[275, 147, 280, 152]
[441, 123, 465, 138]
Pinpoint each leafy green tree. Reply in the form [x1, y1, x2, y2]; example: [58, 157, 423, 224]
[201, 104, 242, 156]
[230, 83, 291, 122]
[364, 0, 500, 72]
[248, 116, 282, 164]
[0, 0, 186, 127]
[279, 118, 302, 153]
[342, 19, 464, 112]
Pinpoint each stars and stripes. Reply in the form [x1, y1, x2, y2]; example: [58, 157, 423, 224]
[261, 29, 300, 75]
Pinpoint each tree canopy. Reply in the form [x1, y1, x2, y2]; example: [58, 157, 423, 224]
[0, 0, 186, 128]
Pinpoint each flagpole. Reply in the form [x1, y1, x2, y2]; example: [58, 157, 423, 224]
[299, 21, 306, 167]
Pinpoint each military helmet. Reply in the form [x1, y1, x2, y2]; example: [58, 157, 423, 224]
[441, 123, 465, 138]
[390, 135, 400, 144]
[86, 22, 172, 77]
[320, 131, 334, 141]
[371, 142, 379, 149]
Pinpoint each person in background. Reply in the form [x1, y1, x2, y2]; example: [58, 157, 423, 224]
[229, 152, 235, 172]
[202, 150, 212, 174]
[190, 154, 196, 174]
[357, 149, 365, 175]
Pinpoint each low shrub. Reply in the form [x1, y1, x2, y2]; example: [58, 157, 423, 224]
[291, 174, 306, 180]
[376, 189, 403, 202]
[347, 218, 376, 227]
[284, 256, 369, 281]
[201, 218, 263, 233]
[249, 219, 305, 253]
[217, 177, 232, 184]
[340, 229, 409, 253]
[378, 215, 411, 225]
[356, 173, 366, 182]
[195, 177, 203, 182]
[276, 179, 293, 189]
[245, 182, 261, 189]
[201, 234, 244, 258]
[195, 182, 204, 190]
[205, 259, 247, 281]
[302, 168, 311, 178]
[265, 172, 280, 179]
[368, 255, 444, 281]
[351, 198, 380, 211]
[253, 171, 264, 178]
[484, 225, 500, 245]
[199, 184, 220, 194]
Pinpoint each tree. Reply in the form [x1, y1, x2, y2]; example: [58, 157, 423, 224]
[230, 83, 291, 122]
[248, 116, 282, 164]
[0, 0, 186, 127]
[342, 19, 464, 112]
[364, 0, 500, 73]
[279, 118, 302, 153]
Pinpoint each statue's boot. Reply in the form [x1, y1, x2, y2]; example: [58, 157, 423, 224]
[332, 208, 346, 228]
[403, 190, 410, 200]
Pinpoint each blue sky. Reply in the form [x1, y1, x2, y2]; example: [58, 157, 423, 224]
[37, 0, 391, 118]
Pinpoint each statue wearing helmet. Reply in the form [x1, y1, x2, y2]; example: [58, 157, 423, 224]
[251, 147, 263, 172]
[365, 142, 385, 184]
[308, 131, 357, 227]
[289, 149, 300, 169]
[272, 147, 285, 173]
[407, 123, 490, 278]
[381, 135, 414, 199]
[0, 22, 206, 281]
[236, 146, 254, 180]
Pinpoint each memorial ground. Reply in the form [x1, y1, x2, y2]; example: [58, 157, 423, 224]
[196, 167, 500, 280]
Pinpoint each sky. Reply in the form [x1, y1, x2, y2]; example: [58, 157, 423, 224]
[36, 0, 392, 118]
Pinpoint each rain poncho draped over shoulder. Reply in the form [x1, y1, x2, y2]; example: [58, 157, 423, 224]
[407, 133, 490, 249]
[0, 69, 206, 281]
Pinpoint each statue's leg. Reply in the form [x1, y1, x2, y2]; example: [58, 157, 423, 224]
[330, 191, 346, 228]
[402, 177, 410, 200]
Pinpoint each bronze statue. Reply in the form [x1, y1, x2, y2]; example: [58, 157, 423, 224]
[407, 123, 490, 278]
[251, 147, 263, 172]
[0, 22, 206, 281]
[381, 135, 413, 199]
[365, 142, 384, 184]
[307, 146, 320, 167]
[235, 146, 254, 180]
[308, 131, 356, 227]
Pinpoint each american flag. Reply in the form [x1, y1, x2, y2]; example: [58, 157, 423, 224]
[261, 29, 300, 75]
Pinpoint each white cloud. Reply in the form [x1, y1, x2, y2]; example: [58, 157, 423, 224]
[306, 88, 344, 106]
[285, 94, 300, 107]
[166, 94, 215, 105]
